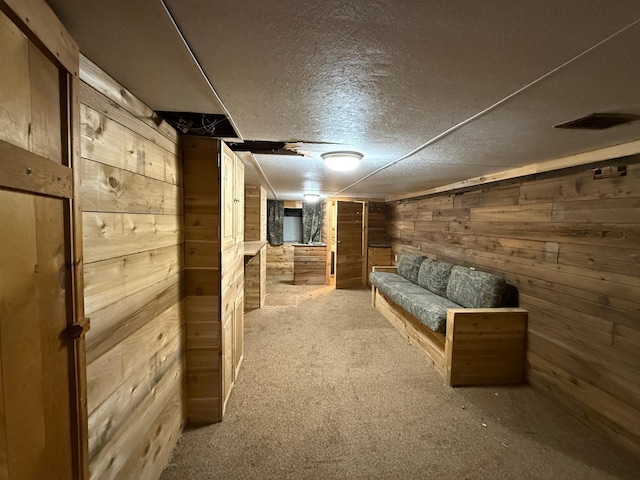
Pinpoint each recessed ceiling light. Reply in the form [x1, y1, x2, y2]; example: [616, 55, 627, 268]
[303, 194, 320, 203]
[321, 151, 363, 171]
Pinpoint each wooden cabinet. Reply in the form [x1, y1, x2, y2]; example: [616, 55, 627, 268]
[234, 158, 245, 244]
[184, 137, 245, 424]
[233, 294, 244, 378]
[221, 142, 244, 250]
[367, 245, 393, 285]
[221, 310, 234, 411]
[221, 291, 244, 411]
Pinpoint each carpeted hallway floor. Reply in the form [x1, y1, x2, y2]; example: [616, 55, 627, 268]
[161, 281, 640, 480]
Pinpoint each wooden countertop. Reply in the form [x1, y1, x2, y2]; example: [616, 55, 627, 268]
[244, 240, 268, 256]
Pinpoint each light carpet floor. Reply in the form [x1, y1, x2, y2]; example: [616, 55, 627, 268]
[161, 282, 640, 479]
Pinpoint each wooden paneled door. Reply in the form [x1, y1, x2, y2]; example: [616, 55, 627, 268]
[335, 201, 365, 289]
[0, 1, 87, 479]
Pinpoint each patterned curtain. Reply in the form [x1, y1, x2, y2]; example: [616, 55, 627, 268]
[267, 200, 284, 245]
[302, 202, 322, 244]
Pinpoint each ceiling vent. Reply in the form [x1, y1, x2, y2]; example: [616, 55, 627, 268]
[554, 113, 640, 130]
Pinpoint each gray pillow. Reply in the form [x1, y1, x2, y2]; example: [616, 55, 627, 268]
[446, 266, 507, 308]
[416, 258, 434, 289]
[425, 261, 454, 297]
[397, 252, 427, 284]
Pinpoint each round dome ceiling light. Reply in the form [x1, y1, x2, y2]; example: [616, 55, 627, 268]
[321, 151, 363, 172]
[304, 194, 320, 203]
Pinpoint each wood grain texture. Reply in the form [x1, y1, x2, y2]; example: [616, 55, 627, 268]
[266, 244, 294, 282]
[387, 140, 640, 202]
[85, 276, 181, 364]
[83, 212, 181, 264]
[80, 158, 182, 215]
[244, 185, 267, 241]
[183, 138, 244, 425]
[79, 60, 183, 480]
[293, 245, 327, 285]
[79, 55, 176, 144]
[336, 201, 364, 289]
[388, 157, 640, 455]
[35, 195, 75, 479]
[0, 138, 72, 198]
[0, 190, 48, 479]
[87, 307, 182, 461]
[81, 103, 179, 185]
[28, 41, 61, 164]
[445, 309, 527, 386]
[0, 10, 31, 151]
[244, 245, 267, 310]
[83, 244, 182, 315]
[1, 0, 78, 75]
[79, 82, 178, 154]
[0, 8, 85, 476]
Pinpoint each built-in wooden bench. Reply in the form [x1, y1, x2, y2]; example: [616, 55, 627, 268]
[371, 265, 528, 387]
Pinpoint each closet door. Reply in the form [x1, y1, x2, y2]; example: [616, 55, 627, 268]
[234, 156, 245, 244]
[335, 201, 364, 289]
[221, 142, 236, 250]
[0, 1, 87, 478]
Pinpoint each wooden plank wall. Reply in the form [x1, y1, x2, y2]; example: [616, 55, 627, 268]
[293, 246, 327, 285]
[387, 161, 640, 455]
[182, 138, 221, 424]
[367, 201, 390, 245]
[245, 185, 266, 241]
[244, 247, 266, 310]
[266, 245, 294, 283]
[79, 60, 184, 480]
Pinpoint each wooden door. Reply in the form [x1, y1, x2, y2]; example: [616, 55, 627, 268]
[221, 312, 234, 414]
[335, 201, 364, 289]
[233, 294, 244, 379]
[221, 142, 235, 250]
[0, 1, 87, 478]
[234, 156, 245, 244]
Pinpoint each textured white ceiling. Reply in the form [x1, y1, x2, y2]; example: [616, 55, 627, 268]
[48, 0, 640, 200]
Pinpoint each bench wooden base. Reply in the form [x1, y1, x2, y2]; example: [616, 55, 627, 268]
[372, 287, 528, 386]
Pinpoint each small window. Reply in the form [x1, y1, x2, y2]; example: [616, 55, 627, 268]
[283, 208, 302, 243]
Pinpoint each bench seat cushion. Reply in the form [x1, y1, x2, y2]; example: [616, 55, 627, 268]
[370, 271, 461, 334]
[446, 266, 506, 308]
[397, 252, 427, 284]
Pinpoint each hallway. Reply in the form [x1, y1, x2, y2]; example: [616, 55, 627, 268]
[161, 282, 640, 479]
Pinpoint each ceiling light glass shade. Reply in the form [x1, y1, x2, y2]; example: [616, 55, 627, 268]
[304, 194, 320, 203]
[321, 151, 363, 171]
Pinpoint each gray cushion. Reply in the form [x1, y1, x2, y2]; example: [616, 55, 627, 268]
[370, 271, 407, 290]
[416, 258, 434, 289]
[446, 266, 506, 308]
[425, 261, 454, 297]
[404, 292, 461, 334]
[370, 270, 461, 333]
[396, 252, 427, 284]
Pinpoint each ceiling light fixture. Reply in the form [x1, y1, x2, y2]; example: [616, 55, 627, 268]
[321, 151, 363, 172]
[303, 194, 320, 203]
